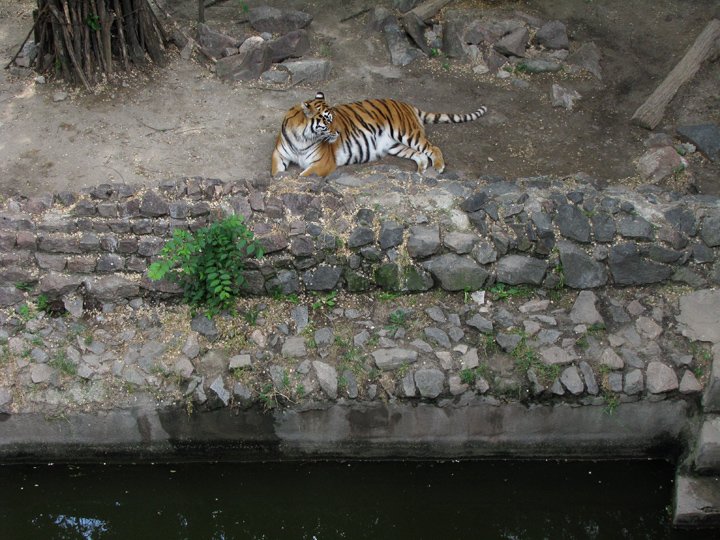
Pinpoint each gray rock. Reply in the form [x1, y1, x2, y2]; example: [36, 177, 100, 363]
[342, 369, 359, 399]
[384, 21, 423, 66]
[191, 314, 218, 340]
[282, 58, 332, 84]
[209, 376, 230, 406]
[249, 6, 312, 33]
[139, 191, 169, 217]
[197, 23, 242, 58]
[449, 375, 468, 396]
[676, 290, 720, 344]
[561, 365, 584, 395]
[592, 213, 617, 243]
[267, 29, 310, 63]
[637, 146, 685, 182]
[173, 357, 195, 378]
[493, 27, 529, 57]
[472, 241, 497, 264]
[261, 69, 291, 85]
[401, 371, 416, 397]
[414, 368, 445, 398]
[700, 213, 720, 247]
[535, 20, 568, 49]
[600, 348, 624, 370]
[0, 386, 12, 413]
[303, 266, 342, 291]
[291, 305, 309, 333]
[425, 306, 447, 323]
[519, 59, 562, 73]
[372, 348, 418, 370]
[39, 273, 83, 300]
[558, 241, 607, 288]
[282, 336, 307, 358]
[0, 286, 24, 307]
[423, 253, 489, 291]
[539, 346, 576, 365]
[579, 361, 599, 395]
[182, 334, 200, 359]
[122, 366, 146, 386]
[368, 7, 395, 32]
[551, 84, 581, 110]
[677, 124, 720, 162]
[424, 327, 451, 349]
[556, 204, 591, 243]
[407, 225, 440, 258]
[216, 42, 271, 81]
[679, 370, 702, 394]
[314, 327, 334, 348]
[313, 361, 338, 399]
[496, 332, 522, 352]
[229, 354, 252, 370]
[624, 369, 644, 395]
[466, 313, 493, 334]
[348, 226, 375, 248]
[96, 253, 125, 272]
[536, 329, 562, 344]
[233, 382, 253, 402]
[400, 12, 432, 55]
[444, 232, 476, 254]
[379, 220, 404, 249]
[609, 243, 672, 285]
[617, 214, 654, 240]
[567, 41, 602, 80]
[646, 361, 678, 394]
[496, 254, 547, 285]
[85, 275, 139, 301]
[570, 291, 604, 325]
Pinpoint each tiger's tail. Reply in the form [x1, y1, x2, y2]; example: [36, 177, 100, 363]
[417, 106, 488, 124]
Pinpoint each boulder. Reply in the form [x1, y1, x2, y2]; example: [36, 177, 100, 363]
[281, 58, 332, 84]
[248, 6, 313, 34]
[267, 30, 310, 63]
[496, 255, 547, 285]
[216, 42, 272, 81]
[535, 20, 569, 49]
[493, 27, 529, 57]
[423, 253, 488, 291]
[197, 24, 242, 58]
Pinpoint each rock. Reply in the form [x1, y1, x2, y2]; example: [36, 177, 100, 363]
[197, 24, 242, 58]
[400, 12, 432, 55]
[444, 232, 476, 254]
[348, 226, 375, 248]
[281, 336, 307, 358]
[248, 6, 312, 33]
[700, 213, 720, 247]
[637, 147, 686, 182]
[0, 286, 24, 307]
[379, 220, 404, 249]
[0, 387, 12, 413]
[182, 334, 200, 359]
[606, 372, 623, 393]
[449, 375, 468, 396]
[407, 225, 440, 258]
[313, 361, 338, 399]
[216, 41, 271, 81]
[558, 241, 607, 288]
[233, 382, 253, 402]
[190, 314, 218, 339]
[567, 42, 602, 80]
[556, 204, 591, 243]
[600, 348, 624, 370]
[551, 84, 581, 111]
[496, 255, 547, 285]
[496, 332, 522, 352]
[535, 20, 569, 49]
[39, 273, 83, 299]
[383, 21, 423, 66]
[209, 376, 230, 406]
[290, 305, 309, 334]
[229, 354, 252, 370]
[679, 371, 702, 394]
[569, 291, 603, 325]
[609, 243, 672, 285]
[267, 30, 310, 63]
[493, 27, 529, 57]
[261, 69, 291, 85]
[579, 361, 599, 395]
[539, 346, 576, 365]
[424, 327, 451, 349]
[472, 241, 497, 264]
[53, 92, 68, 103]
[85, 276, 139, 301]
[372, 348, 418, 370]
[281, 58, 332, 84]
[423, 253, 488, 291]
[646, 361, 679, 394]
[677, 290, 720, 343]
[414, 368, 445, 398]
[560, 365, 584, 395]
[368, 7, 395, 31]
[31, 363, 56, 384]
[303, 266, 342, 291]
[636, 317, 662, 340]
[466, 314, 493, 334]
[624, 369, 644, 395]
[172, 357, 195, 378]
[676, 124, 720, 161]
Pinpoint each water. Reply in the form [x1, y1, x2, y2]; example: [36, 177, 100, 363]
[0, 460, 715, 539]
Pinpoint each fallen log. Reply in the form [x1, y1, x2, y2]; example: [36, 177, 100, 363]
[631, 18, 720, 130]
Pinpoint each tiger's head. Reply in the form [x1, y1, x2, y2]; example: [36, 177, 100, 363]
[300, 92, 338, 143]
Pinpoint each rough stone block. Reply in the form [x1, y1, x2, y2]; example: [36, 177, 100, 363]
[694, 415, 720, 473]
[674, 474, 720, 528]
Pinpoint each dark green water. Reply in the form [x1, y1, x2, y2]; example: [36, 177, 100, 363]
[0, 460, 715, 540]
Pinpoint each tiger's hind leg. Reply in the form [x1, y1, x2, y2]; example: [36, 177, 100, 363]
[409, 135, 445, 174]
[388, 144, 430, 173]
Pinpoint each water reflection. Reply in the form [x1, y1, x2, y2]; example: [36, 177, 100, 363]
[0, 461, 716, 539]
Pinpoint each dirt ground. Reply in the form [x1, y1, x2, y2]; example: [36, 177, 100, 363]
[0, 0, 719, 198]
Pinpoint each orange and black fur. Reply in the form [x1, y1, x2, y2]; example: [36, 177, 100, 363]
[271, 92, 487, 177]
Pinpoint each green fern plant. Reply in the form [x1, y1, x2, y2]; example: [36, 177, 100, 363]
[148, 215, 263, 316]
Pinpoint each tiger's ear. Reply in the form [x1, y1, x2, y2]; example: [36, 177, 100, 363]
[315, 91, 325, 100]
[302, 101, 313, 118]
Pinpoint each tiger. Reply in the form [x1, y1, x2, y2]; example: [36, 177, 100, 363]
[271, 92, 487, 177]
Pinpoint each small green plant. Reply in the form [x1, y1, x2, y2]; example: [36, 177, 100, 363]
[259, 382, 277, 410]
[459, 368, 478, 385]
[15, 281, 34, 292]
[30, 336, 44, 347]
[243, 306, 260, 326]
[430, 47, 441, 58]
[50, 351, 77, 376]
[397, 362, 411, 378]
[17, 303, 33, 322]
[553, 264, 566, 289]
[378, 291, 401, 302]
[575, 335, 589, 350]
[85, 14, 101, 31]
[311, 290, 337, 310]
[36, 294, 50, 313]
[603, 392, 620, 416]
[295, 383, 306, 398]
[587, 322, 606, 336]
[385, 309, 408, 333]
[488, 283, 534, 301]
[148, 215, 264, 317]
[513, 336, 560, 386]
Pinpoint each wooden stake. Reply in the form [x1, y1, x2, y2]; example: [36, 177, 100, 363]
[631, 19, 720, 130]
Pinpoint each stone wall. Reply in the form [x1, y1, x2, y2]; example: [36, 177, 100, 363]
[0, 171, 718, 308]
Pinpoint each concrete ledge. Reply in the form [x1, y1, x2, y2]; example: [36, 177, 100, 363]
[695, 415, 720, 473]
[703, 344, 720, 413]
[674, 474, 720, 528]
[0, 399, 691, 462]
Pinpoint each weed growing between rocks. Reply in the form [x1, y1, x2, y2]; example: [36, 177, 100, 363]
[148, 215, 264, 317]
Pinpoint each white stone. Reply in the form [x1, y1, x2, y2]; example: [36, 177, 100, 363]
[646, 361, 679, 394]
[679, 371, 702, 394]
[599, 348, 624, 370]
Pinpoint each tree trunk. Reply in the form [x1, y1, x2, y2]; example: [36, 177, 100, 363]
[17, 0, 166, 87]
